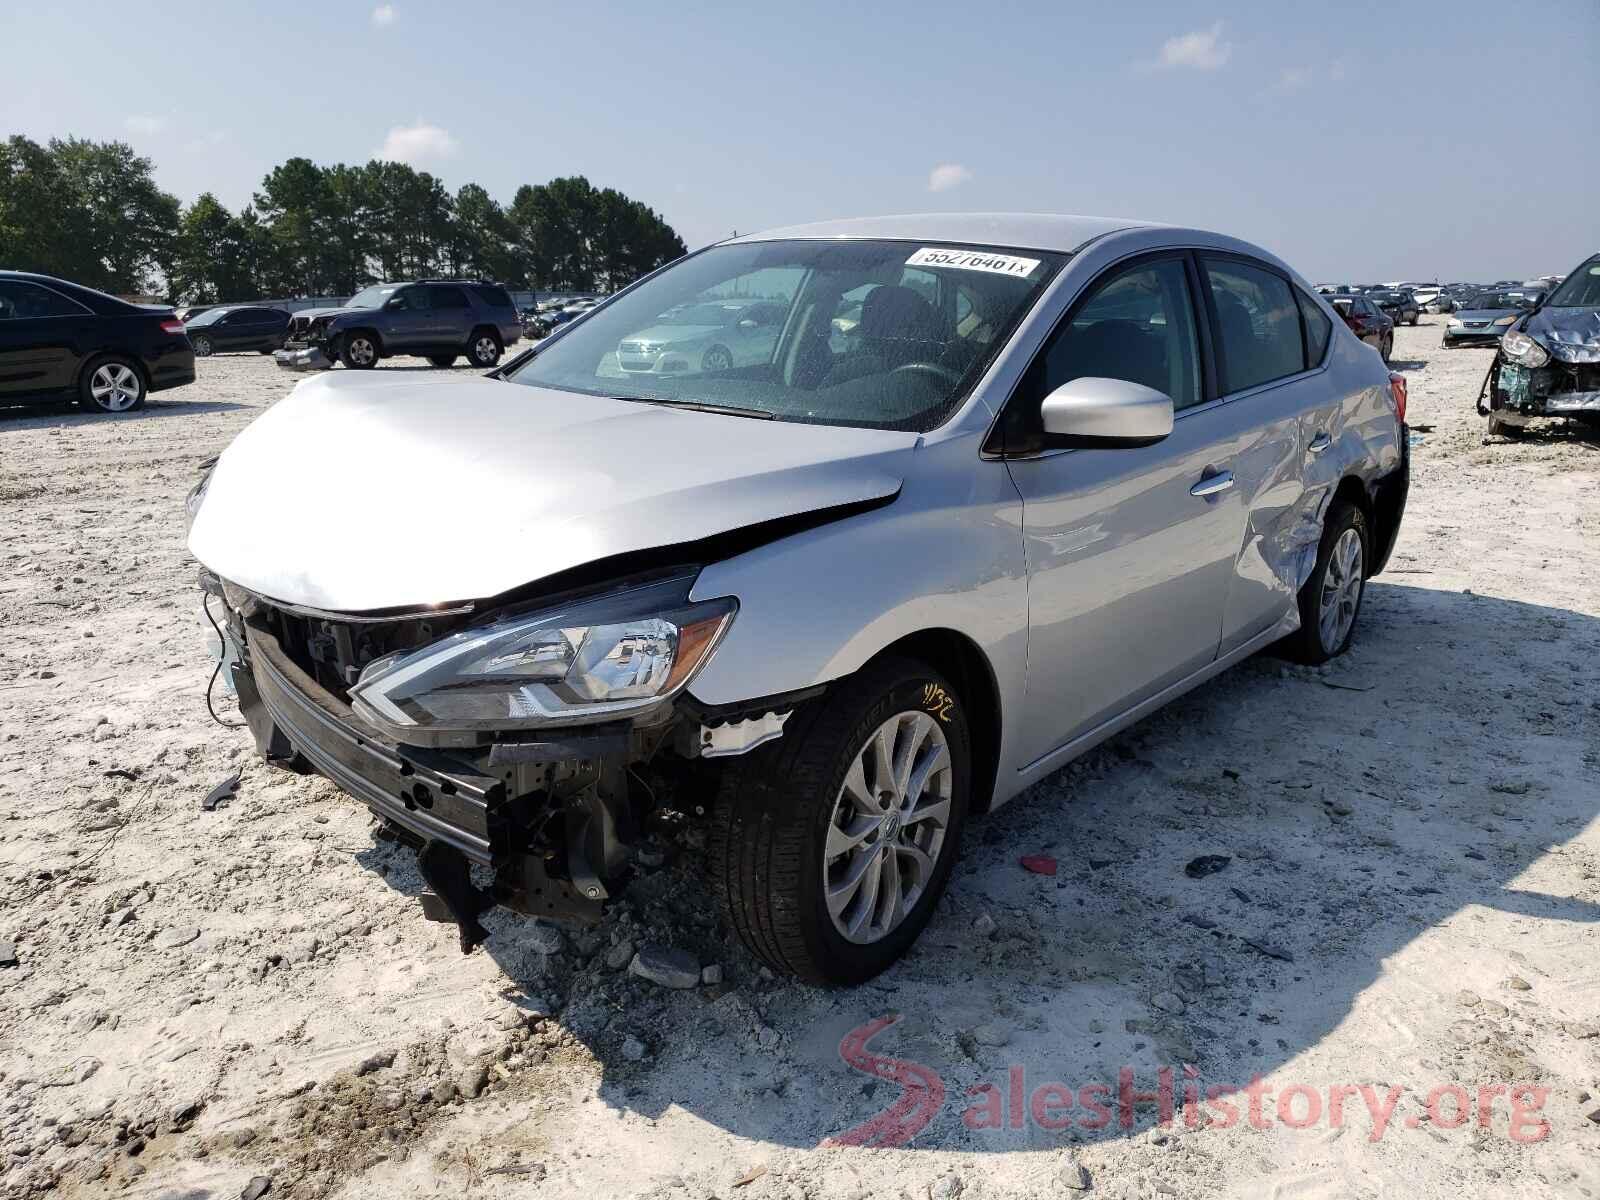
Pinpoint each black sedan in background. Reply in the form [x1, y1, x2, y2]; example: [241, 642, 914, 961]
[1366, 288, 1421, 327]
[182, 305, 291, 356]
[0, 271, 194, 412]
[1326, 293, 1395, 362]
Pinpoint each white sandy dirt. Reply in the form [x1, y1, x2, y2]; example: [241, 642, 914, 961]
[1, 322, 1597, 1200]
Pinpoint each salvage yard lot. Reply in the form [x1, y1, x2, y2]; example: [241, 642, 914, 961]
[2, 323, 1598, 1199]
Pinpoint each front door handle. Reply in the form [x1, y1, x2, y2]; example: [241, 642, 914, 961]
[1308, 432, 1332, 453]
[1190, 470, 1235, 498]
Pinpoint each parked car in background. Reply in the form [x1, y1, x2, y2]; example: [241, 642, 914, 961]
[275, 280, 521, 371]
[1413, 288, 1454, 314]
[176, 304, 217, 324]
[189, 213, 1409, 983]
[1326, 293, 1394, 361]
[1366, 289, 1421, 326]
[616, 299, 787, 375]
[1481, 251, 1600, 437]
[0, 270, 194, 412]
[184, 306, 291, 356]
[1442, 290, 1536, 348]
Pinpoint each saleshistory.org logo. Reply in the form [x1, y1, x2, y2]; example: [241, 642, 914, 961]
[821, 1015, 1552, 1148]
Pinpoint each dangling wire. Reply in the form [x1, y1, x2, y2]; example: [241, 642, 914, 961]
[202, 593, 246, 730]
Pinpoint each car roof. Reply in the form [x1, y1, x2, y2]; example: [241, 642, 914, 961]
[724, 212, 1163, 254]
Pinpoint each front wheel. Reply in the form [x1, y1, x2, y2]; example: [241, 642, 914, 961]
[701, 344, 734, 372]
[1279, 500, 1368, 664]
[339, 333, 378, 369]
[191, 334, 213, 357]
[709, 658, 970, 984]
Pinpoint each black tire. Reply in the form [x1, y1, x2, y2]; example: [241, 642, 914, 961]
[1486, 410, 1524, 439]
[701, 344, 734, 372]
[428, 354, 457, 368]
[78, 355, 147, 413]
[1379, 333, 1393, 363]
[191, 334, 214, 357]
[1409, 313, 1419, 326]
[708, 656, 971, 985]
[1278, 500, 1369, 665]
[339, 331, 379, 369]
[467, 329, 502, 368]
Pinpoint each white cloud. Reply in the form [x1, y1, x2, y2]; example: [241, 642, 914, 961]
[1277, 65, 1315, 91]
[371, 4, 396, 26]
[376, 121, 458, 166]
[927, 163, 973, 193]
[124, 114, 167, 136]
[1156, 22, 1231, 70]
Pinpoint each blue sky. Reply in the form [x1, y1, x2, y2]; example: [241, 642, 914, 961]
[3, 0, 1596, 282]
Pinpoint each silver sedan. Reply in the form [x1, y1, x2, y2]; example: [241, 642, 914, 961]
[189, 213, 1409, 983]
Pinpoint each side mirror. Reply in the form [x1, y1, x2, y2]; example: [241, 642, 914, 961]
[1040, 376, 1174, 449]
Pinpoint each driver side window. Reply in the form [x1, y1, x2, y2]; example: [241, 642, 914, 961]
[1032, 257, 1202, 409]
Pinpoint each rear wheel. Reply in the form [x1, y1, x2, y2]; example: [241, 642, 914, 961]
[467, 329, 502, 368]
[428, 354, 457, 368]
[191, 334, 214, 357]
[339, 332, 379, 369]
[79, 356, 147, 413]
[709, 657, 970, 984]
[1279, 500, 1368, 664]
[1379, 332, 1393, 363]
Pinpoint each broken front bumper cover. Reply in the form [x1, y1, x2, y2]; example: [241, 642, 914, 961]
[274, 345, 332, 372]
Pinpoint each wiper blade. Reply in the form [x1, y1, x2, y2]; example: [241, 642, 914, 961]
[621, 397, 776, 420]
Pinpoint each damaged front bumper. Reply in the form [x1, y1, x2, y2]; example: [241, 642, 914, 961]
[199, 572, 800, 951]
[274, 343, 333, 372]
[1485, 358, 1600, 420]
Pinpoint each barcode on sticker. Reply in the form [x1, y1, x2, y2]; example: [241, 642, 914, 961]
[906, 247, 1041, 278]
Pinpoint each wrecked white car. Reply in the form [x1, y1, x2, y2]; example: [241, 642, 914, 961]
[188, 214, 1409, 984]
[1480, 252, 1600, 437]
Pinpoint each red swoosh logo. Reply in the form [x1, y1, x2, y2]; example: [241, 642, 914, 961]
[821, 1014, 946, 1148]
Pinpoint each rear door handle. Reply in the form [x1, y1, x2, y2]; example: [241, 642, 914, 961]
[1190, 470, 1235, 498]
[1308, 432, 1332, 453]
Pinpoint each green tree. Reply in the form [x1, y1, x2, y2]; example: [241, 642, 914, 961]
[169, 193, 259, 302]
[49, 138, 179, 293]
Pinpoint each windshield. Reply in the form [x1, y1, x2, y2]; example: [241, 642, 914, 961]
[1546, 256, 1600, 307]
[185, 308, 227, 326]
[348, 285, 399, 309]
[505, 239, 1063, 431]
[1462, 291, 1524, 310]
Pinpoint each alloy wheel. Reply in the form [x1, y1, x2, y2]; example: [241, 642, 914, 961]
[473, 336, 499, 365]
[1318, 527, 1364, 652]
[192, 335, 213, 357]
[825, 711, 953, 945]
[89, 363, 142, 412]
[348, 337, 375, 366]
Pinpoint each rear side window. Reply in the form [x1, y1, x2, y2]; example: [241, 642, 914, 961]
[1202, 258, 1306, 394]
[1296, 290, 1332, 367]
[430, 286, 469, 309]
[0, 281, 89, 319]
[473, 285, 513, 308]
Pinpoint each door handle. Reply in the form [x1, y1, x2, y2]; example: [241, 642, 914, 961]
[1190, 470, 1234, 498]
[1308, 432, 1332, 453]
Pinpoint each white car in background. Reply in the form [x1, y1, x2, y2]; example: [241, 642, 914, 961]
[617, 299, 788, 375]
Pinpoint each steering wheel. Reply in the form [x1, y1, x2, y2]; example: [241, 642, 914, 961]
[888, 361, 961, 389]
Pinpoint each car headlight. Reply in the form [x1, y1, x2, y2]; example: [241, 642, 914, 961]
[349, 575, 735, 735]
[1492, 314, 1519, 327]
[1446, 318, 1463, 328]
[1500, 330, 1550, 368]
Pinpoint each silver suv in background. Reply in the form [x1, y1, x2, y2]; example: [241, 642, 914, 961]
[276, 279, 522, 372]
[190, 214, 1409, 984]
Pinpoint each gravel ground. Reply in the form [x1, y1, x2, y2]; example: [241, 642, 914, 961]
[2, 324, 1598, 1200]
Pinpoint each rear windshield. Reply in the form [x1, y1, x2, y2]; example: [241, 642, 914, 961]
[504, 239, 1064, 431]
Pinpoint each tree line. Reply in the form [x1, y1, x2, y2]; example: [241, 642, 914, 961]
[0, 135, 687, 303]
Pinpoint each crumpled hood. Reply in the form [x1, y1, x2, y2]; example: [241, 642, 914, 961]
[1523, 306, 1600, 363]
[188, 372, 916, 611]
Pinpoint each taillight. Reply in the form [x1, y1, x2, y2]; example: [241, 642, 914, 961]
[160, 319, 186, 335]
[1388, 371, 1407, 424]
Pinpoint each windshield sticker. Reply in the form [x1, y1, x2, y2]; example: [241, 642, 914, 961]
[905, 247, 1041, 278]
